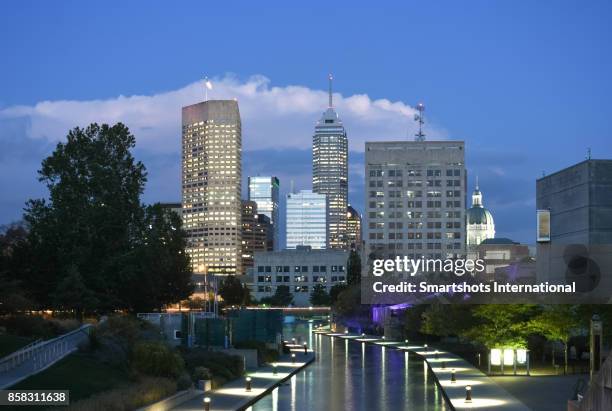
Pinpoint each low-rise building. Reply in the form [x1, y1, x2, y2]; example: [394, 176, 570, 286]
[252, 246, 348, 306]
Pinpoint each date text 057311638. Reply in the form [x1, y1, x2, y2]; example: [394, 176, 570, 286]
[0, 390, 69, 406]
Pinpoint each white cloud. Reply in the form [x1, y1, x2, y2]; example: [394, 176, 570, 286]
[0, 74, 447, 154]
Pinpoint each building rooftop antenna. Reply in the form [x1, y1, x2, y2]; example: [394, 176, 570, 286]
[587, 147, 592, 160]
[414, 102, 426, 141]
[328, 73, 333, 108]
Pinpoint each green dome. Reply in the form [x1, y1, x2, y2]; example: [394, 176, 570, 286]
[467, 206, 494, 225]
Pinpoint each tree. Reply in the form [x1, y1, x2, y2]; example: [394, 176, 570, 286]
[0, 224, 33, 313]
[347, 250, 362, 285]
[18, 123, 192, 315]
[51, 265, 99, 320]
[528, 305, 580, 374]
[329, 283, 348, 305]
[461, 305, 540, 349]
[219, 276, 246, 306]
[421, 304, 474, 337]
[260, 285, 294, 307]
[310, 284, 331, 306]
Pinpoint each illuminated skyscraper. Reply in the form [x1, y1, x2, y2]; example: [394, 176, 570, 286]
[313, 74, 348, 249]
[347, 204, 362, 250]
[241, 200, 271, 272]
[248, 176, 280, 250]
[286, 190, 328, 249]
[182, 100, 242, 275]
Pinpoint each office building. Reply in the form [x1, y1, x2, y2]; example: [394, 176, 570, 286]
[252, 246, 348, 306]
[364, 140, 467, 263]
[347, 205, 362, 250]
[241, 200, 272, 273]
[466, 238, 530, 280]
[466, 182, 495, 247]
[248, 176, 280, 250]
[182, 100, 242, 275]
[159, 202, 182, 219]
[312, 75, 348, 249]
[286, 190, 328, 249]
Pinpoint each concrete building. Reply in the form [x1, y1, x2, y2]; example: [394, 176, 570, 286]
[536, 159, 612, 287]
[252, 246, 348, 306]
[248, 176, 280, 250]
[241, 200, 272, 273]
[182, 100, 242, 275]
[467, 238, 530, 280]
[312, 75, 348, 249]
[347, 204, 362, 250]
[364, 140, 467, 262]
[286, 190, 328, 249]
[466, 182, 495, 247]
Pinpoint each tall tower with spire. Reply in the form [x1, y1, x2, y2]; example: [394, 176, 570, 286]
[312, 74, 349, 249]
[466, 178, 496, 247]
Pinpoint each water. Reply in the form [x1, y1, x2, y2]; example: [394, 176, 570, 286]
[250, 320, 448, 411]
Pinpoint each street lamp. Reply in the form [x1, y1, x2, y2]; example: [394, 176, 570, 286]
[465, 385, 472, 403]
[203, 397, 211, 411]
[245, 376, 252, 392]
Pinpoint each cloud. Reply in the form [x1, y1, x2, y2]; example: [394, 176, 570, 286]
[0, 74, 445, 154]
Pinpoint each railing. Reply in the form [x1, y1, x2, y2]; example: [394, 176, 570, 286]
[579, 352, 612, 410]
[0, 324, 92, 377]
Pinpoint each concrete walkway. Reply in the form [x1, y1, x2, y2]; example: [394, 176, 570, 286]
[495, 374, 586, 411]
[172, 345, 315, 411]
[316, 330, 531, 411]
[0, 324, 92, 389]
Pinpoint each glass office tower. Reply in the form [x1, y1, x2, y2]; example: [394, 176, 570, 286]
[248, 176, 280, 250]
[286, 190, 328, 249]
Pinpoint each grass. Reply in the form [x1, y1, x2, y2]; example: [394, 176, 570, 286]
[12, 352, 130, 407]
[0, 334, 36, 357]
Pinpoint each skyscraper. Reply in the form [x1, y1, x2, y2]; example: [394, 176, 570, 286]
[248, 176, 280, 250]
[286, 190, 328, 249]
[182, 100, 242, 275]
[347, 204, 362, 250]
[241, 200, 272, 273]
[312, 74, 348, 249]
[364, 140, 467, 261]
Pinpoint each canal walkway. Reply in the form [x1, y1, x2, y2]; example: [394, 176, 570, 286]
[171, 344, 314, 411]
[316, 330, 531, 411]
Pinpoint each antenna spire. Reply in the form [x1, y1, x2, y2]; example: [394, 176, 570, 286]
[476, 175, 479, 190]
[414, 102, 426, 141]
[328, 73, 333, 108]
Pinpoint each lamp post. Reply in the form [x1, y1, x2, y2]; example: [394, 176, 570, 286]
[303, 342, 308, 355]
[273, 363, 278, 375]
[405, 339, 408, 344]
[424, 344, 428, 352]
[291, 353, 296, 364]
[442, 361, 446, 370]
[465, 385, 472, 403]
[382, 335, 386, 340]
[435, 350, 439, 360]
[451, 369, 456, 383]
[245, 376, 252, 392]
[203, 397, 211, 411]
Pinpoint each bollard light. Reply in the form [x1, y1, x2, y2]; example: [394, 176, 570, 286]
[303, 343, 308, 355]
[203, 396, 211, 411]
[442, 361, 447, 370]
[273, 363, 278, 375]
[345, 330, 349, 334]
[465, 385, 472, 403]
[362, 333, 365, 337]
[435, 350, 439, 360]
[451, 369, 456, 383]
[291, 353, 296, 364]
[245, 376, 252, 392]
[405, 339, 408, 344]
[424, 344, 428, 352]
[292, 338, 296, 344]
[382, 336, 386, 340]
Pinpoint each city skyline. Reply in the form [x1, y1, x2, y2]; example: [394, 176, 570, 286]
[2, 1, 612, 246]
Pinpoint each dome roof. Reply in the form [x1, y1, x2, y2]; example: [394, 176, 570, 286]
[467, 206, 494, 225]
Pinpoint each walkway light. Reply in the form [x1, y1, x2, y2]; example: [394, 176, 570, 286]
[345, 330, 349, 334]
[273, 363, 278, 375]
[517, 349, 527, 364]
[362, 333, 365, 337]
[245, 376, 252, 392]
[490, 348, 502, 366]
[291, 353, 296, 364]
[465, 385, 472, 402]
[303, 342, 308, 355]
[404, 339, 408, 344]
[382, 336, 386, 340]
[424, 344, 428, 352]
[292, 338, 296, 344]
[435, 350, 439, 359]
[203, 396, 211, 411]
[451, 369, 456, 383]
[442, 361, 447, 370]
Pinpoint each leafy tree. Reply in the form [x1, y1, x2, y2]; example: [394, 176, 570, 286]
[0, 224, 32, 313]
[260, 285, 294, 307]
[51, 265, 99, 320]
[528, 305, 580, 374]
[461, 304, 540, 349]
[219, 276, 246, 306]
[329, 283, 348, 305]
[309, 284, 331, 306]
[421, 304, 474, 337]
[347, 250, 362, 285]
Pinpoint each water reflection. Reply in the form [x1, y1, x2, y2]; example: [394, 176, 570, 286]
[252, 321, 447, 411]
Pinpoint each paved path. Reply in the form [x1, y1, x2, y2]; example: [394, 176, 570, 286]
[172, 345, 315, 411]
[316, 330, 531, 411]
[495, 374, 586, 411]
[0, 325, 92, 389]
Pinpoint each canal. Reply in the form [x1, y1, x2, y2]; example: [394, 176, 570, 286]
[249, 319, 449, 411]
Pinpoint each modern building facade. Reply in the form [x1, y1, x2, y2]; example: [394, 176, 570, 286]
[182, 100, 242, 275]
[286, 190, 328, 249]
[347, 204, 362, 250]
[248, 176, 280, 250]
[241, 200, 272, 274]
[466, 183, 495, 247]
[364, 140, 467, 263]
[312, 75, 348, 249]
[159, 202, 182, 219]
[536, 160, 612, 286]
[252, 246, 348, 306]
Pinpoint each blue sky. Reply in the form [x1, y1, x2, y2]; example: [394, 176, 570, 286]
[1, 0, 611, 245]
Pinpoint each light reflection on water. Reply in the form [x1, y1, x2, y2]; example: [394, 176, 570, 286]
[251, 321, 448, 411]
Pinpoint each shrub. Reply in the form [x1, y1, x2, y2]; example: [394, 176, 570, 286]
[65, 377, 176, 411]
[0, 315, 79, 338]
[179, 348, 243, 387]
[176, 373, 192, 391]
[192, 366, 212, 381]
[234, 340, 279, 365]
[131, 341, 185, 379]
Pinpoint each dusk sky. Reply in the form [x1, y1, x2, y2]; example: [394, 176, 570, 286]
[1, 1, 611, 245]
